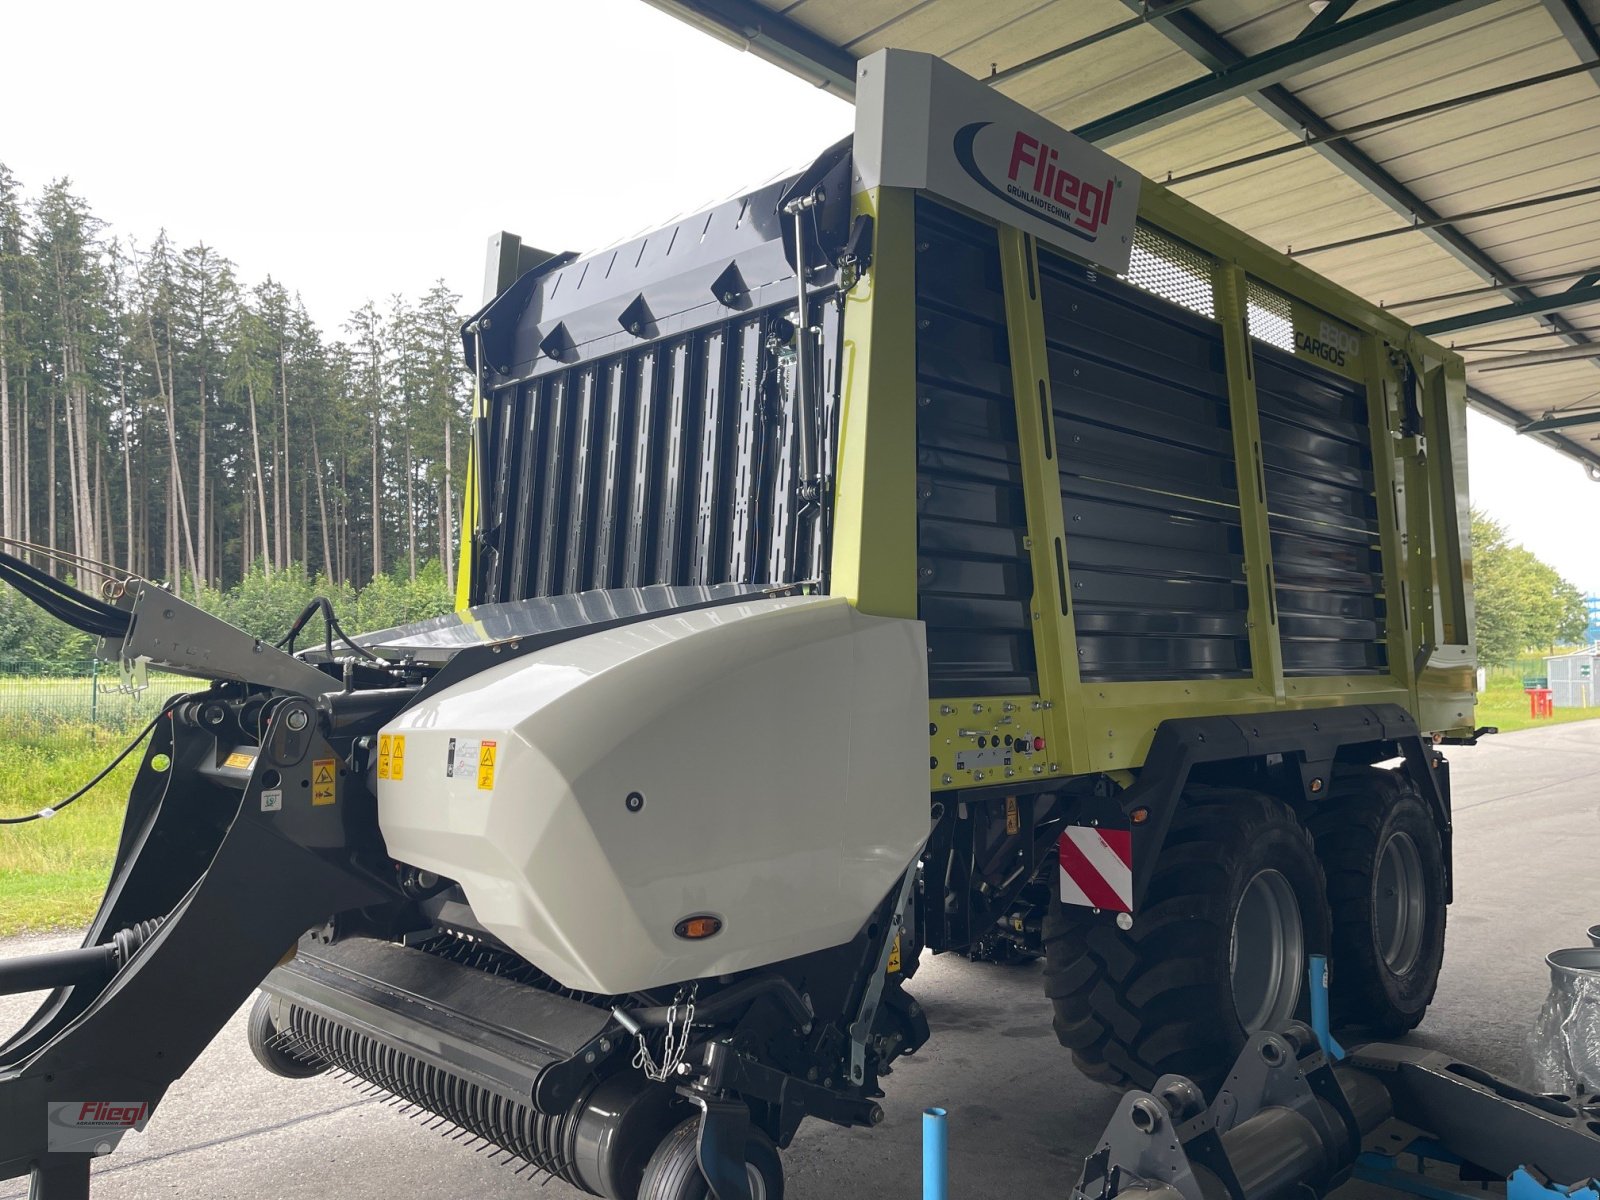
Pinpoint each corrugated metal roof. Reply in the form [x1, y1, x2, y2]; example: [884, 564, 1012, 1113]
[648, 0, 1600, 471]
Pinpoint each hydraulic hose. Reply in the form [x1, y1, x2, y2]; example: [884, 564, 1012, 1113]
[0, 709, 168, 824]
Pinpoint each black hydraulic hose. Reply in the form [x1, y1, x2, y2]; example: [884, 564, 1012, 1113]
[0, 549, 130, 637]
[277, 596, 381, 663]
[0, 710, 166, 824]
[0, 563, 125, 638]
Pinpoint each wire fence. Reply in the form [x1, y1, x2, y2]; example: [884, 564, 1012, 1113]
[0, 659, 190, 733]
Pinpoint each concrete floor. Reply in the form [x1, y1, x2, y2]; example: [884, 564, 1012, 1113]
[2, 719, 1597, 1199]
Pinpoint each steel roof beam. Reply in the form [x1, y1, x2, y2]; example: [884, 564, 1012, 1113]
[1300, 0, 1360, 39]
[1519, 409, 1600, 434]
[988, 0, 1210, 86]
[1118, 0, 1600, 470]
[1543, 0, 1600, 85]
[641, 0, 859, 97]
[1469, 343, 1600, 371]
[1466, 387, 1600, 471]
[1417, 285, 1600, 335]
[1074, 0, 1500, 143]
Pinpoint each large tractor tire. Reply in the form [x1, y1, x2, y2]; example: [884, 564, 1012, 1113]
[1042, 787, 1330, 1094]
[1308, 766, 1447, 1036]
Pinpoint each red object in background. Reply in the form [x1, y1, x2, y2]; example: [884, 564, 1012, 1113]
[1526, 687, 1554, 719]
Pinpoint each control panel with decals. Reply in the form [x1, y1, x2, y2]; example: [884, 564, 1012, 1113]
[928, 696, 1053, 787]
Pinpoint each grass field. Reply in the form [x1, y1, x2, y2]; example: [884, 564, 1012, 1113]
[0, 673, 1595, 938]
[1476, 673, 1600, 733]
[0, 729, 143, 935]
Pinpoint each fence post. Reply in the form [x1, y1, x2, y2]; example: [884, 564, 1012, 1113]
[90, 658, 99, 730]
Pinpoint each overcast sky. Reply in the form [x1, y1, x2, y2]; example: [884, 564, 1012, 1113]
[5, 0, 1598, 595]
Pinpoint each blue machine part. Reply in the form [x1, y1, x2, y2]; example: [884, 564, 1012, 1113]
[924, 1107, 948, 1200]
[1509, 1167, 1600, 1200]
[1309, 953, 1346, 1060]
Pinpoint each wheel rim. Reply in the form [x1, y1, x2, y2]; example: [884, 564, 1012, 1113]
[1375, 831, 1426, 974]
[1230, 868, 1305, 1032]
[746, 1162, 767, 1200]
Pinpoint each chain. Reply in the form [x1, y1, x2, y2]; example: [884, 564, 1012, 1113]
[631, 983, 698, 1083]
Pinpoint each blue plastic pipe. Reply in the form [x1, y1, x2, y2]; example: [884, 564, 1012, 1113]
[1308, 953, 1345, 1060]
[923, 1107, 948, 1200]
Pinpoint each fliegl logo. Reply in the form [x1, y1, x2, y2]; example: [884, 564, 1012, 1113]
[953, 122, 1119, 244]
[47, 1100, 151, 1154]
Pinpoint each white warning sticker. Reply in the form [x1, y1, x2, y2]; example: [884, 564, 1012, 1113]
[260, 789, 283, 813]
[445, 738, 480, 780]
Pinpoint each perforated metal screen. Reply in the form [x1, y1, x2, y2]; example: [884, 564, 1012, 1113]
[1246, 279, 1296, 353]
[1122, 225, 1216, 319]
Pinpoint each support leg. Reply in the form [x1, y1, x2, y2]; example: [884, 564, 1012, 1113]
[28, 1156, 90, 1200]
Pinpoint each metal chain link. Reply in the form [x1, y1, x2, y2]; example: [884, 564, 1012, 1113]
[631, 983, 698, 1083]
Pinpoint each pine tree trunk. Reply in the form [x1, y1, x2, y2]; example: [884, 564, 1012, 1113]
[405, 432, 416, 581]
[340, 454, 349, 585]
[311, 421, 333, 582]
[118, 353, 133, 572]
[247, 379, 272, 576]
[279, 352, 291, 572]
[442, 414, 454, 597]
[271, 404, 283, 571]
[197, 361, 208, 588]
[370, 404, 382, 581]
[60, 350, 80, 572]
[47, 388, 57, 571]
[0, 283, 11, 543]
[21, 374, 30, 559]
[95, 445, 107, 575]
[149, 316, 199, 592]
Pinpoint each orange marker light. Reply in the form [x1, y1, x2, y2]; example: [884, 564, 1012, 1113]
[674, 915, 724, 940]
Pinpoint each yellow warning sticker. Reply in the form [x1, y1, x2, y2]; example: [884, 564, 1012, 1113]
[477, 740, 497, 791]
[224, 750, 256, 771]
[1005, 795, 1020, 836]
[376, 734, 392, 780]
[887, 935, 902, 974]
[389, 734, 405, 781]
[311, 758, 338, 806]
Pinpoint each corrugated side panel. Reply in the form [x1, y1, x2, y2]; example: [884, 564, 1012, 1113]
[478, 304, 837, 601]
[1248, 282, 1387, 676]
[914, 198, 1037, 698]
[1040, 230, 1252, 683]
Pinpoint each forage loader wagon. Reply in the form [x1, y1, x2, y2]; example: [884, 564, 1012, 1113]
[12, 47, 1588, 1200]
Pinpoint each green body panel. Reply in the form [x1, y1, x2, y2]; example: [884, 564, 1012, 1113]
[839, 181, 1475, 790]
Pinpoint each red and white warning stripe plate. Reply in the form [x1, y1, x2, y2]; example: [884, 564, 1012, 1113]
[1058, 826, 1133, 914]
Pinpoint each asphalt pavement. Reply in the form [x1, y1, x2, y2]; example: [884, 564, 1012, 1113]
[2, 719, 1597, 1199]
